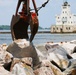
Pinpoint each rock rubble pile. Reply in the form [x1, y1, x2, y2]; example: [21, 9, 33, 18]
[0, 39, 76, 75]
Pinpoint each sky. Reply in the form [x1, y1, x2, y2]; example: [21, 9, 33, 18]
[0, 0, 76, 28]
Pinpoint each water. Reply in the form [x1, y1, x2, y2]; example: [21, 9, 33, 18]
[33, 33, 76, 45]
[0, 33, 76, 45]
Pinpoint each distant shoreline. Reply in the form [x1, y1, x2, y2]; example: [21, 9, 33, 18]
[0, 31, 51, 34]
[0, 31, 76, 34]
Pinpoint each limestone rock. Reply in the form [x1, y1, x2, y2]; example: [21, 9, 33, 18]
[34, 66, 55, 75]
[10, 57, 33, 70]
[45, 44, 70, 69]
[71, 53, 76, 59]
[0, 65, 14, 75]
[64, 59, 76, 75]
[35, 47, 45, 61]
[10, 58, 35, 75]
[0, 45, 12, 65]
[41, 60, 65, 75]
[6, 39, 40, 67]
[70, 40, 76, 44]
[73, 46, 76, 53]
[60, 42, 76, 54]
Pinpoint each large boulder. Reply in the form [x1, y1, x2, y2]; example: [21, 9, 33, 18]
[60, 42, 76, 54]
[64, 59, 76, 75]
[45, 43, 71, 69]
[0, 44, 13, 65]
[10, 57, 35, 75]
[40, 60, 65, 75]
[6, 39, 40, 68]
[34, 66, 55, 75]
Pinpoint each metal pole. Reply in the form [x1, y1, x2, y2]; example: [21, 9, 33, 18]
[27, 0, 30, 15]
[32, 0, 38, 15]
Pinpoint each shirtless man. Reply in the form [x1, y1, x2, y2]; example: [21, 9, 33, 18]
[15, 0, 39, 42]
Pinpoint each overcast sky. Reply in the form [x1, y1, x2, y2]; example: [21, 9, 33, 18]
[0, 0, 76, 28]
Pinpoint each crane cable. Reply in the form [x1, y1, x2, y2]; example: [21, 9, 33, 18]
[37, 0, 50, 11]
[30, 0, 50, 12]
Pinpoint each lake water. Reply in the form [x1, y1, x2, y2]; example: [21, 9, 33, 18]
[0, 32, 76, 45]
